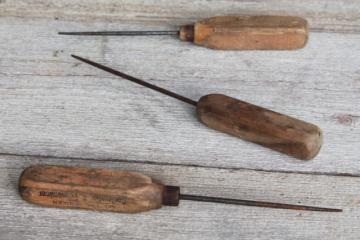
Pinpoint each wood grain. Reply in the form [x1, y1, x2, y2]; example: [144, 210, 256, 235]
[197, 94, 322, 160]
[19, 165, 168, 213]
[192, 16, 308, 50]
[0, 154, 359, 240]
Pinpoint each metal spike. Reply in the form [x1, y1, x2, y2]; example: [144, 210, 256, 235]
[71, 55, 197, 106]
[59, 31, 179, 36]
[180, 194, 342, 212]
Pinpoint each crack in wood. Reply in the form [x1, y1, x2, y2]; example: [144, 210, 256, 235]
[1, 152, 360, 178]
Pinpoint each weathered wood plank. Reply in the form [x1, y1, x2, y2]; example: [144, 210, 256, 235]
[1, 0, 360, 33]
[1, 1, 359, 239]
[0, 16, 359, 174]
[0, 154, 358, 240]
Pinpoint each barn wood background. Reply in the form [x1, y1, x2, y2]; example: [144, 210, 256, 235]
[0, 1, 359, 239]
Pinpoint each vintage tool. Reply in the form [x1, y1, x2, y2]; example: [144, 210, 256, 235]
[71, 55, 322, 160]
[19, 165, 342, 213]
[59, 16, 308, 50]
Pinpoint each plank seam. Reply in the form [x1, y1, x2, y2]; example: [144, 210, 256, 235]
[0, 15, 359, 35]
[0, 152, 359, 178]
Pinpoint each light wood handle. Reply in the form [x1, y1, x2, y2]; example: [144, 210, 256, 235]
[179, 16, 308, 50]
[197, 94, 322, 160]
[19, 165, 180, 213]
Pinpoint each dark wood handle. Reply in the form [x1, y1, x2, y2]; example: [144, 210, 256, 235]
[19, 165, 180, 213]
[180, 16, 308, 50]
[197, 94, 322, 160]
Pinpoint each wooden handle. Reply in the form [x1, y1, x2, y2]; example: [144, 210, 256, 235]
[19, 165, 180, 213]
[197, 94, 322, 160]
[179, 16, 308, 50]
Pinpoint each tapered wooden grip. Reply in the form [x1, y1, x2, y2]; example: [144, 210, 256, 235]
[197, 94, 322, 160]
[19, 165, 180, 213]
[180, 16, 308, 50]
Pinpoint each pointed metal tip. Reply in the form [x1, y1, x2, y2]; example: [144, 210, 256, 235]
[71, 54, 81, 60]
[59, 31, 103, 35]
[59, 32, 89, 35]
[328, 208, 343, 212]
[71, 54, 90, 64]
[70, 55, 96, 66]
[296, 205, 343, 212]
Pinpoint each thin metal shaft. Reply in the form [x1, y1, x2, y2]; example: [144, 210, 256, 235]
[180, 194, 342, 212]
[71, 55, 197, 106]
[59, 31, 179, 36]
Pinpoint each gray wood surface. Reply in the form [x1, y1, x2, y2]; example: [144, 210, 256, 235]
[0, 0, 359, 239]
[0, 154, 358, 240]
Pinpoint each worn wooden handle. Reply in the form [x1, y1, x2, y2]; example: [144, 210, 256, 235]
[19, 165, 180, 213]
[197, 94, 322, 160]
[179, 16, 308, 50]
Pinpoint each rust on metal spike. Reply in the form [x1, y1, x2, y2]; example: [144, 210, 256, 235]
[71, 55, 197, 106]
[179, 194, 342, 212]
